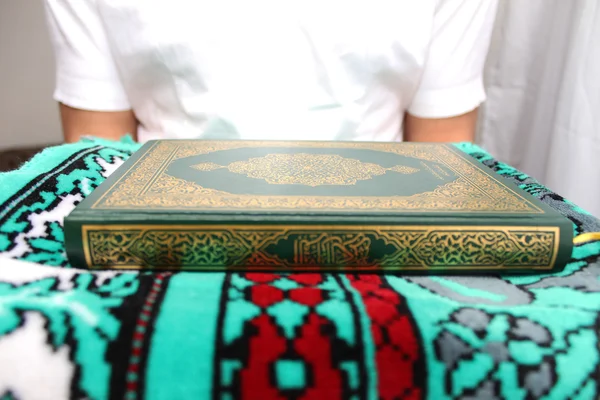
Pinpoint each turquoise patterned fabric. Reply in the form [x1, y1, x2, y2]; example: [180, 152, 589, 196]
[0, 136, 599, 399]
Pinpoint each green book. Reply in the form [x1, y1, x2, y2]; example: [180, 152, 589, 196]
[64, 140, 573, 274]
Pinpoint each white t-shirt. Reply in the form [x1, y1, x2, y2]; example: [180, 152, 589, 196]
[44, 0, 498, 142]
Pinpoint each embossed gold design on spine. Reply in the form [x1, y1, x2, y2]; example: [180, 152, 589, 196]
[83, 225, 559, 271]
[93, 140, 542, 213]
[293, 232, 373, 265]
[192, 153, 419, 186]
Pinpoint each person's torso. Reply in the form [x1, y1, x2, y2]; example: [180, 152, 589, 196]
[96, 0, 437, 142]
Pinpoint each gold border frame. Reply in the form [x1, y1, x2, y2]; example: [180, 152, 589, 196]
[91, 141, 543, 213]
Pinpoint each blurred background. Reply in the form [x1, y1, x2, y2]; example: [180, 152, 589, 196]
[0, 1, 62, 169]
[0, 0, 598, 217]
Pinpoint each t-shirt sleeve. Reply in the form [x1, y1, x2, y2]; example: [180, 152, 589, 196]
[407, 0, 498, 118]
[43, 0, 131, 111]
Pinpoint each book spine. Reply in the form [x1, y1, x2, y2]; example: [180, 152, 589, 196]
[65, 214, 573, 274]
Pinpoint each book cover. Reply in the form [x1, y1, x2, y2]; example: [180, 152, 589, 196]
[64, 140, 573, 273]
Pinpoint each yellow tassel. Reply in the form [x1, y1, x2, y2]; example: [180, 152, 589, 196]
[573, 232, 600, 245]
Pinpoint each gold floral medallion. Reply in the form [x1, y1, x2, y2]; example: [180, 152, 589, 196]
[191, 153, 419, 186]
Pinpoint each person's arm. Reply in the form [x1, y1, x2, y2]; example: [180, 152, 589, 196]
[404, 0, 498, 142]
[60, 104, 138, 143]
[404, 108, 478, 142]
[44, 1, 134, 142]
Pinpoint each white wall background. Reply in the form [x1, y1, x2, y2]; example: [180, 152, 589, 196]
[0, 0, 62, 150]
